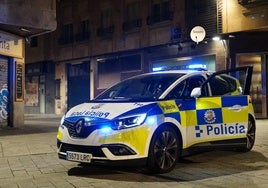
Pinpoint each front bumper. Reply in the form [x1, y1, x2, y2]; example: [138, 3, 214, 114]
[57, 140, 147, 166]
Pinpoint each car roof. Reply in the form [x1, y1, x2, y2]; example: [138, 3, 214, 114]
[142, 69, 214, 76]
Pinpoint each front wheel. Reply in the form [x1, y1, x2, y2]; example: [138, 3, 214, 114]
[146, 126, 180, 173]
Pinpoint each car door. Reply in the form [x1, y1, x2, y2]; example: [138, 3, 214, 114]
[191, 66, 253, 145]
[166, 75, 207, 146]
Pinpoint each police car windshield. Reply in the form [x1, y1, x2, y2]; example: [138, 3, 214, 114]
[94, 73, 185, 101]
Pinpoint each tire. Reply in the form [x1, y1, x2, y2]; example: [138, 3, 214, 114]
[239, 116, 256, 152]
[146, 126, 180, 173]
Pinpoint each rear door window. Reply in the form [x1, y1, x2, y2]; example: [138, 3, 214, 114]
[209, 75, 238, 96]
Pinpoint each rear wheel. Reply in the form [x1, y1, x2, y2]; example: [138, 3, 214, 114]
[239, 116, 256, 152]
[146, 126, 180, 173]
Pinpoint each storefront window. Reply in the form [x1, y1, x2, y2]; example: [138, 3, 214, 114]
[152, 55, 216, 72]
[97, 54, 142, 89]
[25, 76, 39, 106]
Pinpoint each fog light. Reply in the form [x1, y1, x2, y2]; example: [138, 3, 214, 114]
[105, 144, 136, 156]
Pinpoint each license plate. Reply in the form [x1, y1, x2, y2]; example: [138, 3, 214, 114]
[66, 151, 92, 163]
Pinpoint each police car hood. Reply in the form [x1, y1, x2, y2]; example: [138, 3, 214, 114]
[65, 101, 157, 122]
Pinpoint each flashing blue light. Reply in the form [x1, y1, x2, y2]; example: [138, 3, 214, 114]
[152, 67, 163, 72]
[100, 126, 112, 134]
[188, 64, 207, 69]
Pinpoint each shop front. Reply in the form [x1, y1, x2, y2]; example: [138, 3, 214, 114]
[237, 54, 267, 118]
[25, 61, 55, 114]
[0, 31, 24, 127]
[230, 31, 268, 119]
[0, 56, 9, 126]
[151, 55, 216, 72]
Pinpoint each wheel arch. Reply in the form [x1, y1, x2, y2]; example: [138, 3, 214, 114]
[248, 113, 255, 123]
[152, 122, 183, 150]
[145, 122, 183, 173]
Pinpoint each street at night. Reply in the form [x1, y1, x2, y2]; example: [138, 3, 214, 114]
[0, 115, 267, 188]
[1, 1, 268, 187]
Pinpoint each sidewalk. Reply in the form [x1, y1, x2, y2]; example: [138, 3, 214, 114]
[0, 114, 62, 136]
[0, 114, 61, 157]
[0, 116, 267, 188]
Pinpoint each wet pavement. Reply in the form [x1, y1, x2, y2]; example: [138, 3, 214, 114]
[0, 114, 267, 188]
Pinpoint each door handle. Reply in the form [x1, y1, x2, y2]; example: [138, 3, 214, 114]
[228, 105, 244, 112]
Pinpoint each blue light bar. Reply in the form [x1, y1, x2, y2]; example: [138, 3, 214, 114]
[188, 64, 207, 69]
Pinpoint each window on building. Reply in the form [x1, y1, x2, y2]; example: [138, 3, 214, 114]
[30, 37, 38, 47]
[120, 55, 141, 71]
[123, 1, 142, 31]
[97, 54, 142, 89]
[186, 0, 217, 37]
[101, 9, 112, 27]
[58, 23, 73, 45]
[76, 19, 90, 42]
[147, 0, 172, 25]
[126, 2, 140, 21]
[97, 9, 114, 37]
[152, 55, 216, 72]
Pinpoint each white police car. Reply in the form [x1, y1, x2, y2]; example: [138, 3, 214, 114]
[57, 66, 255, 173]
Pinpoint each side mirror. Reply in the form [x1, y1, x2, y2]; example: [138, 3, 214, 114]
[190, 87, 201, 98]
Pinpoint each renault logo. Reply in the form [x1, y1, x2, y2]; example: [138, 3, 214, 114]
[75, 119, 84, 134]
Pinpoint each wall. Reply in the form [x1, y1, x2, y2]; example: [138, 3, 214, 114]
[222, 0, 268, 33]
[55, 63, 67, 114]
[0, 0, 56, 33]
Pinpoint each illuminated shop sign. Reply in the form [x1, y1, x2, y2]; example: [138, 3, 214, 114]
[0, 32, 24, 58]
[0, 40, 10, 50]
[15, 61, 24, 101]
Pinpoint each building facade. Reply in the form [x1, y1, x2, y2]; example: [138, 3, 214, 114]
[0, 31, 24, 127]
[221, 0, 268, 118]
[0, 0, 56, 127]
[25, 0, 268, 118]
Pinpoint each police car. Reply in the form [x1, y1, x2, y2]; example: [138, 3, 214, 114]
[57, 66, 256, 173]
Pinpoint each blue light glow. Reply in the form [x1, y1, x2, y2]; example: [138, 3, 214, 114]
[152, 67, 163, 72]
[188, 64, 207, 69]
[100, 126, 112, 134]
[146, 116, 157, 126]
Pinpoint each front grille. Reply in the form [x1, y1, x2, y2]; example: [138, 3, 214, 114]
[63, 119, 101, 138]
[58, 141, 106, 157]
[63, 120, 77, 137]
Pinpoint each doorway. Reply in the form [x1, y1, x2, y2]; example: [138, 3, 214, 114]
[67, 61, 90, 110]
[237, 54, 267, 118]
[39, 84, 45, 114]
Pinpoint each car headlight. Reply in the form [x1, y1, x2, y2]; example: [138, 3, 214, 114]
[112, 113, 147, 130]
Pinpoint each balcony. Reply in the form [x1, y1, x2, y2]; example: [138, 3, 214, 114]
[147, 11, 173, 25]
